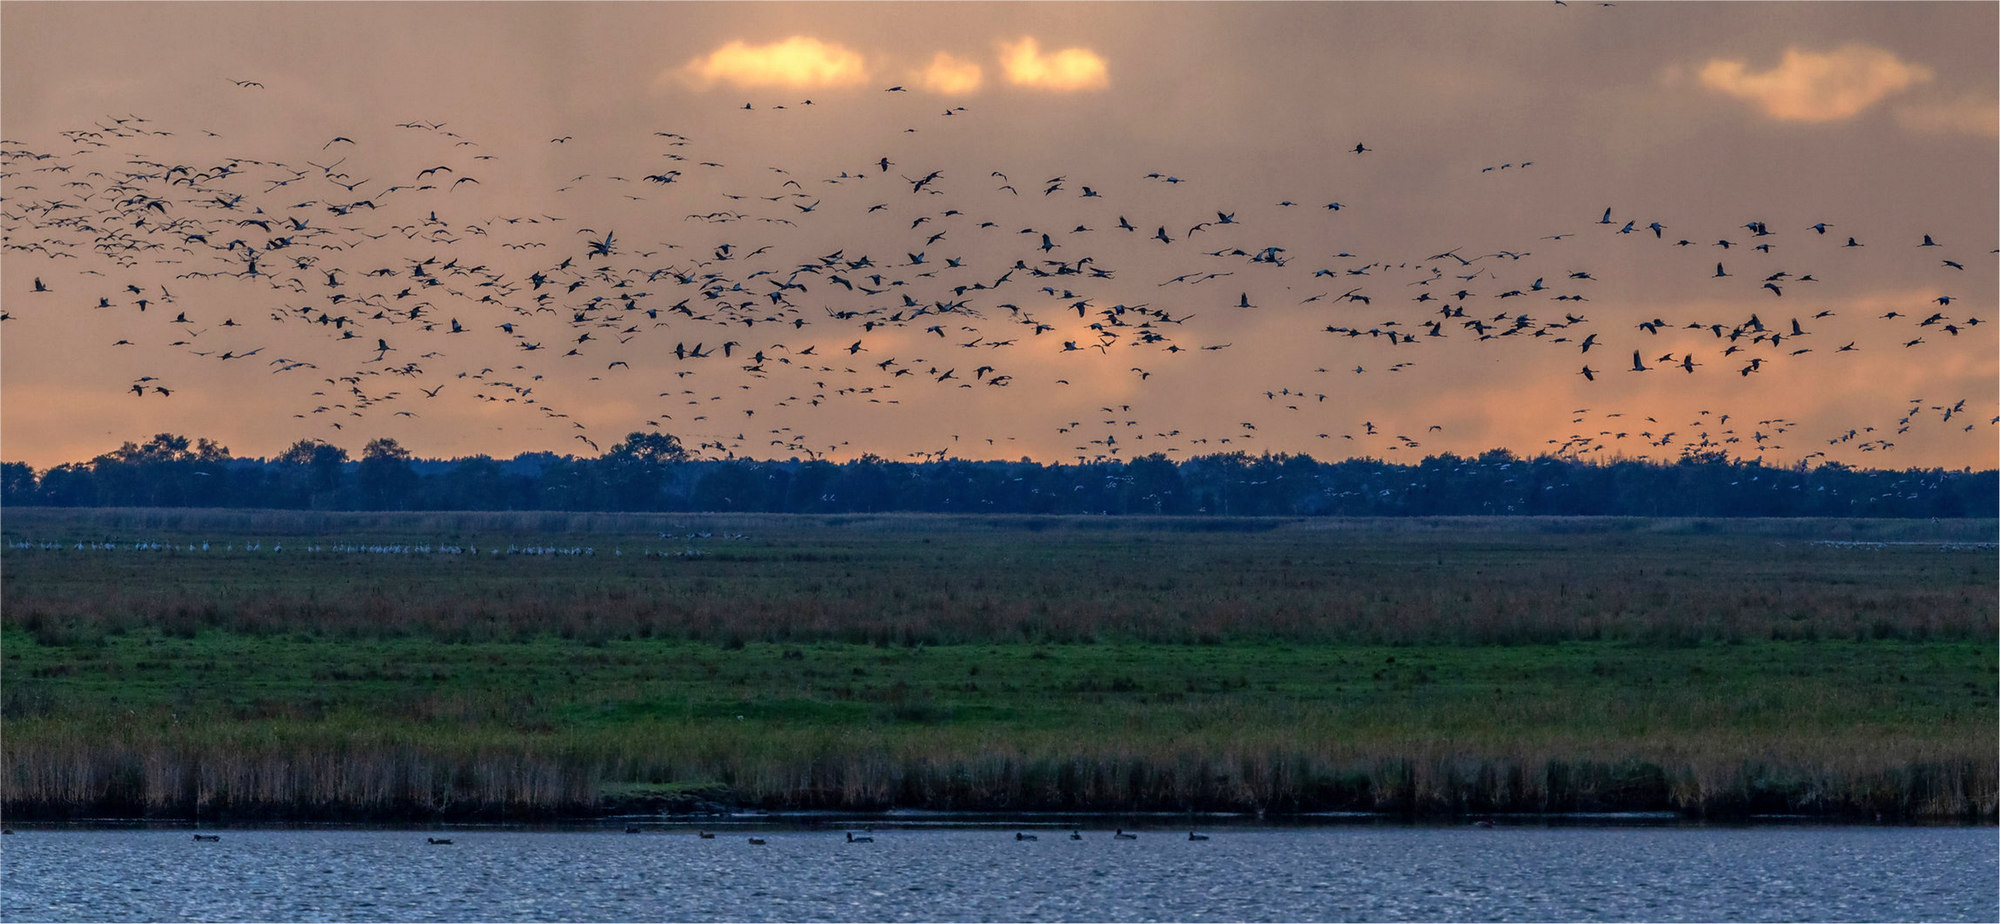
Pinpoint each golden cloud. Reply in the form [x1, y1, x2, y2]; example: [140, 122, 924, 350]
[1698, 44, 1932, 122]
[919, 52, 983, 95]
[679, 37, 869, 89]
[1895, 94, 2000, 138]
[998, 38, 1108, 91]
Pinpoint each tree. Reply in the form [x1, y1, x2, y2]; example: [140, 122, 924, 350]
[109, 433, 190, 463]
[276, 439, 349, 506]
[836, 454, 895, 512]
[599, 431, 688, 510]
[1, 461, 38, 505]
[1123, 454, 1187, 514]
[5, 433, 1998, 516]
[277, 439, 348, 467]
[104, 432, 228, 464]
[692, 462, 768, 511]
[783, 459, 839, 512]
[35, 463, 96, 506]
[605, 431, 687, 465]
[83, 434, 231, 505]
[437, 455, 525, 509]
[359, 438, 417, 509]
[362, 438, 412, 463]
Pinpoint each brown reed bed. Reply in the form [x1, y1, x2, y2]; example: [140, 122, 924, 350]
[8, 716, 1993, 821]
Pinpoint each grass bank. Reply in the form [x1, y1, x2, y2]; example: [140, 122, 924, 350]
[3, 512, 1994, 820]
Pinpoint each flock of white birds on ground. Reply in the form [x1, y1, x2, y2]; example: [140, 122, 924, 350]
[3, 75, 1993, 467]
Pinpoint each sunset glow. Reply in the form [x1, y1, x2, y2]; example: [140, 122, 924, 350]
[1, 3, 1992, 472]
[1698, 44, 1933, 122]
[680, 36, 870, 89]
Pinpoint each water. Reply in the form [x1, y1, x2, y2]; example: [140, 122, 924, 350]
[3, 823, 1993, 922]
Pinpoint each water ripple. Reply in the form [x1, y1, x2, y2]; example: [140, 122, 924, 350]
[2, 825, 1992, 922]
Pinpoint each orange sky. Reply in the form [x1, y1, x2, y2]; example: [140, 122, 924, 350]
[3, 2, 1994, 471]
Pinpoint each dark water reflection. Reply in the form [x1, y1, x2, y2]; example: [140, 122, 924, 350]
[3, 823, 1993, 922]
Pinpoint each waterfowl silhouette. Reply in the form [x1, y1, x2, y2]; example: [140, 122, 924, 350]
[6, 67, 1986, 479]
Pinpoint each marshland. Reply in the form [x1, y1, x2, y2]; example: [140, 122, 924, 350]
[3, 509, 1995, 822]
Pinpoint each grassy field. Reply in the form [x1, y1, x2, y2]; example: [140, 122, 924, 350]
[3, 509, 1994, 821]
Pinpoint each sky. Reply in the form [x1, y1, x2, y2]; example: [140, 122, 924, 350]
[3, 1, 1995, 471]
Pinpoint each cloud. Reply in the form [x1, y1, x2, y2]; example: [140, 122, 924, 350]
[998, 38, 1108, 91]
[919, 52, 983, 95]
[1895, 94, 2000, 138]
[678, 37, 868, 89]
[1698, 44, 1933, 122]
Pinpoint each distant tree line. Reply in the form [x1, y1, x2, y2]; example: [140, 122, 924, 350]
[2, 432, 1994, 518]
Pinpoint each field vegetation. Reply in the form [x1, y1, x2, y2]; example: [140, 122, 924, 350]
[4, 510, 1994, 821]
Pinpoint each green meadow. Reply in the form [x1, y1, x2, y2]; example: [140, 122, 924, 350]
[3, 509, 1994, 820]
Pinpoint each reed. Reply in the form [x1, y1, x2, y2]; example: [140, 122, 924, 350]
[4, 511, 1993, 820]
[8, 717, 1992, 820]
[4, 631, 1992, 820]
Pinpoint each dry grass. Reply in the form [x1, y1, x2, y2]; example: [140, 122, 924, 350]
[4, 513, 1992, 646]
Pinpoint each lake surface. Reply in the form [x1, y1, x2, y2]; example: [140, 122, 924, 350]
[2, 822, 1993, 922]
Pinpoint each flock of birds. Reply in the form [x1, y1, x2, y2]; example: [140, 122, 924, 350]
[3, 75, 1993, 468]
